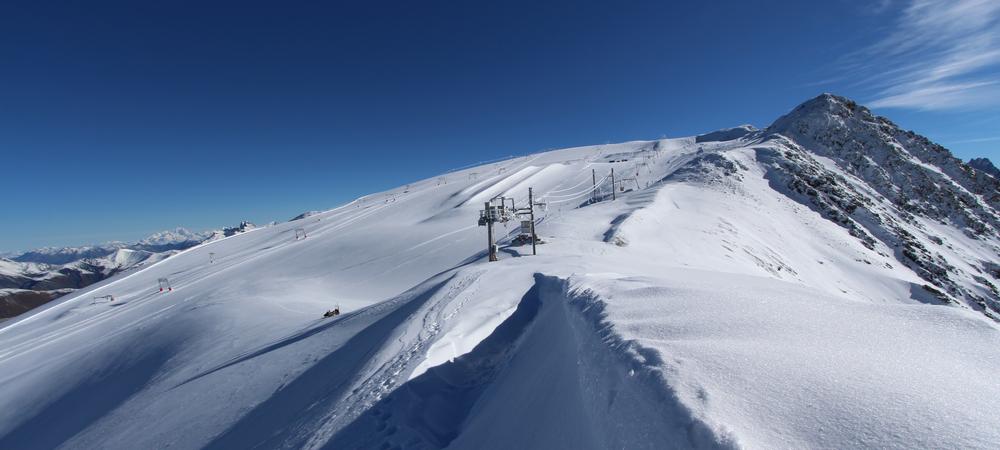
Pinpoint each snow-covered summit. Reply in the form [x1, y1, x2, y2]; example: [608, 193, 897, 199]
[768, 93, 1000, 223]
[756, 93, 1000, 315]
[136, 227, 212, 248]
[11, 225, 249, 265]
[11, 243, 130, 265]
[12, 230, 198, 265]
[695, 124, 758, 143]
[767, 92, 1000, 239]
[1, 94, 998, 449]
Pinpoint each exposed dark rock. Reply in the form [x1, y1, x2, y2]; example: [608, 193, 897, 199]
[760, 93, 1000, 316]
[768, 93, 1000, 239]
[969, 157, 1000, 178]
[0, 290, 71, 319]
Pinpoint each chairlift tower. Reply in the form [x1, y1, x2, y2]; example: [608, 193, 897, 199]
[478, 189, 542, 261]
[478, 196, 514, 262]
[611, 168, 616, 200]
[591, 169, 596, 203]
[615, 176, 640, 193]
[527, 188, 537, 255]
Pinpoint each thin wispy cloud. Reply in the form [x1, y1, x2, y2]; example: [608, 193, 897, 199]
[870, 0, 894, 15]
[948, 136, 1000, 144]
[853, 0, 1000, 110]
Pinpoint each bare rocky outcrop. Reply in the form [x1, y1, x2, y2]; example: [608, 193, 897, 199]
[767, 94, 1000, 237]
[758, 94, 1000, 317]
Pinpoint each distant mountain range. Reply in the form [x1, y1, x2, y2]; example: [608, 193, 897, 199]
[9, 228, 213, 265]
[0, 222, 255, 318]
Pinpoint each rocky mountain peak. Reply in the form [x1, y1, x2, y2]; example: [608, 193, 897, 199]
[762, 93, 1000, 239]
[775, 93, 871, 120]
[766, 93, 896, 150]
[970, 157, 1000, 178]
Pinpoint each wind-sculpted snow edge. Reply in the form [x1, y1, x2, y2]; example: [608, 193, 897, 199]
[560, 274, 740, 450]
[327, 273, 737, 450]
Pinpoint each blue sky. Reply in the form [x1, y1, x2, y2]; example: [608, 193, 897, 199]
[2, 0, 999, 252]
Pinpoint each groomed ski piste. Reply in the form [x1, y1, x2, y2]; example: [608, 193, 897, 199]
[2, 126, 1000, 449]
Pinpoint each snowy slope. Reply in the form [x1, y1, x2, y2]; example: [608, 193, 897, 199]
[1, 226, 256, 318]
[1, 94, 999, 449]
[1, 248, 172, 318]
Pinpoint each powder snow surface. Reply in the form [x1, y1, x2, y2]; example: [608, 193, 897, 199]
[569, 271, 1000, 449]
[1, 129, 998, 449]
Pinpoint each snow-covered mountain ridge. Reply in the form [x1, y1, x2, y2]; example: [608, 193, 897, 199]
[1, 225, 255, 318]
[758, 94, 1000, 316]
[1, 94, 998, 449]
[10, 227, 215, 265]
